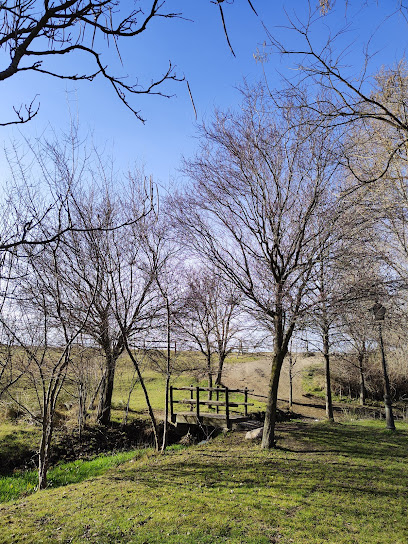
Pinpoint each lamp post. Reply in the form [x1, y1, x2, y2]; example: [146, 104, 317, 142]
[370, 302, 395, 431]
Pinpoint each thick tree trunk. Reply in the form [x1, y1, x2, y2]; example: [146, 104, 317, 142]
[261, 350, 285, 449]
[97, 355, 116, 426]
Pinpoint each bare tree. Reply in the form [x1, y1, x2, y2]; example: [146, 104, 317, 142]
[1, 236, 94, 489]
[266, 10, 408, 186]
[0, 0, 260, 126]
[174, 83, 341, 448]
[58, 181, 157, 426]
[0, 127, 153, 259]
[0, 0, 181, 125]
[176, 270, 217, 394]
[176, 267, 242, 389]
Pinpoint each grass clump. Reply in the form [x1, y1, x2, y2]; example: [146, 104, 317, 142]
[0, 420, 407, 543]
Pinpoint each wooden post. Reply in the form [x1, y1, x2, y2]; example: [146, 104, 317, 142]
[225, 387, 230, 430]
[244, 387, 248, 417]
[190, 384, 194, 411]
[170, 386, 174, 422]
[216, 387, 219, 414]
[196, 386, 200, 421]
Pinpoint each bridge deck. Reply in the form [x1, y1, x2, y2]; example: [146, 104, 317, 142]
[171, 411, 250, 429]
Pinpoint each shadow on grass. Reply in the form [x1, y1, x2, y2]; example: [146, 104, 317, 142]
[99, 422, 408, 511]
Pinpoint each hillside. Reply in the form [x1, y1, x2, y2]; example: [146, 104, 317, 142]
[223, 353, 328, 419]
[0, 420, 407, 544]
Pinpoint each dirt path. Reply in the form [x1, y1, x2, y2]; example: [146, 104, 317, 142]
[222, 354, 328, 420]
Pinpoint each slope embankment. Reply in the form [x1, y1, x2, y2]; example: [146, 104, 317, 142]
[223, 354, 328, 419]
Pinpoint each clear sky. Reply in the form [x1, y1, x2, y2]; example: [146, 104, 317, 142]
[0, 0, 406, 188]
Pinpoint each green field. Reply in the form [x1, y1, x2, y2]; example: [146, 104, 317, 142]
[0, 420, 407, 543]
[1, 351, 267, 426]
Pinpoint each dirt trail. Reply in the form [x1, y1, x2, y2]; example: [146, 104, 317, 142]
[223, 354, 328, 420]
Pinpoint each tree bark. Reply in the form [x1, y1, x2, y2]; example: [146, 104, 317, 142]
[288, 352, 293, 410]
[97, 355, 116, 426]
[161, 296, 171, 451]
[122, 340, 159, 450]
[323, 328, 334, 421]
[358, 348, 366, 406]
[206, 351, 213, 401]
[378, 323, 395, 431]
[261, 350, 286, 449]
[38, 411, 53, 490]
[215, 353, 226, 386]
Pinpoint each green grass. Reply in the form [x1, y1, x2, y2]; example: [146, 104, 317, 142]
[302, 363, 325, 397]
[111, 357, 266, 422]
[0, 449, 148, 503]
[0, 420, 407, 543]
[0, 423, 41, 475]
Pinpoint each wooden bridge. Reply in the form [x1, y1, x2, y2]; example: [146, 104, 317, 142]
[170, 385, 254, 430]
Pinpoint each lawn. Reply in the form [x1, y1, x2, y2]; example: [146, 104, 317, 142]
[0, 420, 407, 544]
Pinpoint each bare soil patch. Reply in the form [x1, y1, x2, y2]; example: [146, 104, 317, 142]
[223, 353, 328, 420]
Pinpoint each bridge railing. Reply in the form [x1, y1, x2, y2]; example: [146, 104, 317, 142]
[170, 385, 254, 428]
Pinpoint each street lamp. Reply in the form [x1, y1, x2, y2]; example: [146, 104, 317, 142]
[370, 302, 396, 431]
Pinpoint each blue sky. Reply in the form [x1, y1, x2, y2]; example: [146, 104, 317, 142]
[0, 1, 406, 188]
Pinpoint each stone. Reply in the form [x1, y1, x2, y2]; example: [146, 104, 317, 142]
[245, 427, 263, 440]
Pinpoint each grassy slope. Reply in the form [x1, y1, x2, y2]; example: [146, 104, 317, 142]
[111, 355, 267, 421]
[0, 421, 407, 544]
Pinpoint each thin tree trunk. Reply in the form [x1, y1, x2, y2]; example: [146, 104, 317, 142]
[288, 352, 293, 410]
[38, 412, 53, 490]
[123, 342, 160, 450]
[122, 369, 138, 426]
[78, 381, 87, 439]
[162, 297, 171, 451]
[88, 373, 104, 411]
[378, 323, 395, 431]
[207, 352, 213, 401]
[323, 328, 334, 421]
[262, 290, 289, 449]
[215, 353, 226, 386]
[358, 350, 366, 406]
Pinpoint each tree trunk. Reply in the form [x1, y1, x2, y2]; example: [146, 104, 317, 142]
[162, 297, 171, 452]
[38, 414, 53, 490]
[288, 352, 293, 410]
[128, 348, 159, 450]
[207, 353, 213, 401]
[97, 354, 116, 426]
[88, 373, 104, 411]
[215, 353, 226, 386]
[261, 350, 285, 449]
[378, 323, 395, 431]
[358, 349, 366, 406]
[78, 381, 87, 440]
[323, 329, 334, 421]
